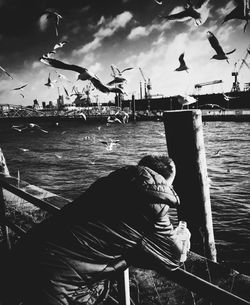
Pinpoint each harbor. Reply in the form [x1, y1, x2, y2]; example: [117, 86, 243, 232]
[0, 110, 250, 304]
[0, 0, 250, 304]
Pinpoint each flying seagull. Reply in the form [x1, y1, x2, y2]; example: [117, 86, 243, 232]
[39, 8, 62, 37]
[91, 77, 125, 94]
[106, 76, 127, 86]
[153, 0, 163, 4]
[40, 56, 97, 81]
[11, 123, 48, 133]
[222, 0, 250, 32]
[40, 56, 125, 94]
[12, 84, 28, 91]
[175, 53, 189, 72]
[44, 73, 57, 88]
[0, 65, 13, 80]
[111, 65, 134, 77]
[163, 1, 201, 25]
[207, 31, 236, 63]
[53, 41, 68, 50]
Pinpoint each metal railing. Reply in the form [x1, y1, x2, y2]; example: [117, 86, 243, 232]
[0, 175, 249, 305]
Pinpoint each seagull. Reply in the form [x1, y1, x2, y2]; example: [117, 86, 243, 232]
[0, 65, 13, 80]
[53, 41, 68, 50]
[175, 53, 189, 72]
[106, 76, 127, 86]
[45, 50, 56, 58]
[100, 139, 119, 151]
[222, 0, 250, 32]
[40, 56, 97, 81]
[12, 123, 48, 133]
[91, 77, 125, 94]
[40, 56, 125, 94]
[56, 71, 71, 82]
[162, 0, 208, 26]
[18, 148, 30, 152]
[39, 8, 62, 37]
[223, 93, 239, 101]
[153, 0, 163, 4]
[111, 65, 134, 77]
[44, 73, 57, 88]
[12, 84, 28, 91]
[207, 31, 236, 63]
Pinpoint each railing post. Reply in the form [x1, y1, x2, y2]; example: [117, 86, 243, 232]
[131, 94, 136, 121]
[163, 110, 217, 262]
[117, 269, 130, 305]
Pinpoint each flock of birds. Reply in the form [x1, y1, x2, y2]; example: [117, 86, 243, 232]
[0, 1, 249, 103]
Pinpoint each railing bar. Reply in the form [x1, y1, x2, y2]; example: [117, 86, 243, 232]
[0, 180, 59, 214]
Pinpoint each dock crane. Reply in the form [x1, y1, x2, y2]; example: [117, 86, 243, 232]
[194, 80, 223, 94]
[139, 67, 152, 99]
[231, 46, 250, 92]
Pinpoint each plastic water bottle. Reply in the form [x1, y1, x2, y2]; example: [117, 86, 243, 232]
[176, 221, 191, 262]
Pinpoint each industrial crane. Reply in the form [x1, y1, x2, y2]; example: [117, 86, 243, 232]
[139, 67, 152, 99]
[194, 80, 223, 93]
[231, 46, 250, 92]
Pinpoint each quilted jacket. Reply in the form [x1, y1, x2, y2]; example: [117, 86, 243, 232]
[5, 165, 181, 305]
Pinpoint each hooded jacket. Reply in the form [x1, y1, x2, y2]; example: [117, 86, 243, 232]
[7, 165, 181, 305]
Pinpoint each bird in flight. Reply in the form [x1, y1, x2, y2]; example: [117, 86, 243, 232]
[163, 1, 201, 25]
[12, 123, 48, 133]
[40, 56, 97, 81]
[39, 8, 62, 37]
[110, 65, 134, 77]
[53, 41, 68, 51]
[207, 31, 236, 62]
[100, 139, 119, 151]
[154, 0, 163, 4]
[106, 75, 127, 86]
[0, 65, 13, 80]
[12, 84, 28, 91]
[175, 53, 189, 72]
[40, 56, 125, 94]
[44, 73, 57, 88]
[222, 0, 250, 32]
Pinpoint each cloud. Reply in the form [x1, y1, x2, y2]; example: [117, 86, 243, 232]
[127, 26, 149, 40]
[73, 11, 133, 56]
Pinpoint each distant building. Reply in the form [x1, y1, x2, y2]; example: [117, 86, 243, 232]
[33, 99, 39, 109]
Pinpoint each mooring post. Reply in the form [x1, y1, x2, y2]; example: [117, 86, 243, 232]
[163, 110, 217, 262]
[131, 94, 136, 121]
[117, 268, 131, 305]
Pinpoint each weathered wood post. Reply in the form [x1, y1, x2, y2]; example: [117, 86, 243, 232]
[131, 94, 136, 121]
[163, 110, 217, 262]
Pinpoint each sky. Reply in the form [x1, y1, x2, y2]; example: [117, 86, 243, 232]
[0, 0, 250, 106]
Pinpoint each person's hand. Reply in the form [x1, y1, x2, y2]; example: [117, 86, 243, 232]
[171, 227, 191, 262]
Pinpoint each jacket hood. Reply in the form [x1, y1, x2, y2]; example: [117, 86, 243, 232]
[108, 165, 180, 208]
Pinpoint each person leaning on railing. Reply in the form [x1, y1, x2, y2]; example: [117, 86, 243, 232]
[1, 154, 190, 305]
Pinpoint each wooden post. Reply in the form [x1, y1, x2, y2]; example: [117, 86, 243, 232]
[117, 269, 131, 305]
[131, 94, 136, 121]
[163, 110, 217, 262]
